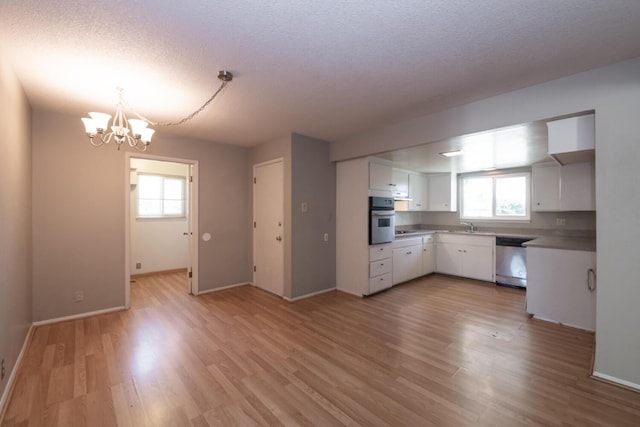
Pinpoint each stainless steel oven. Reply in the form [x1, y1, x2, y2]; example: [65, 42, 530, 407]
[369, 197, 395, 245]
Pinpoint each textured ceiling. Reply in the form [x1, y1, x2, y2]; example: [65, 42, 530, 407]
[1, 1, 640, 147]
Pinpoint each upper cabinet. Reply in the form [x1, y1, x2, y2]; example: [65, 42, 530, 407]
[427, 173, 457, 212]
[391, 169, 410, 198]
[369, 161, 393, 194]
[532, 161, 595, 211]
[408, 172, 428, 210]
[547, 114, 595, 165]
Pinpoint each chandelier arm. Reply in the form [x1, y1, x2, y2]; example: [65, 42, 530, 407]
[131, 80, 229, 127]
[89, 136, 104, 147]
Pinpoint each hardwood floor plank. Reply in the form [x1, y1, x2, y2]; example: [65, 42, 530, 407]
[3, 272, 640, 426]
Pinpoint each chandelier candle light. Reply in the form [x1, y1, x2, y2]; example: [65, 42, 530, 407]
[81, 70, 234, 152]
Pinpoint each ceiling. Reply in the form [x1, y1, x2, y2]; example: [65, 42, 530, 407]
[1, 1, 640, 147]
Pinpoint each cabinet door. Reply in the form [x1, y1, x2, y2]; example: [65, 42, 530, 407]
[436, 243, 461, 276]
[527, 247, 596, 331]
[532, 163, 560, 211]
[369, 162, 392, 192]
[392, 244, 422, 285]
[560, 162, 595, 211]
[428, 174, 456, 211]
[391, 170, 409, 198]
[462, 245, 494, 282]
[422, 242, 435, 275]
[409, 173, 428, 211]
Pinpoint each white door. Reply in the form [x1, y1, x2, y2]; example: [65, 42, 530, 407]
[253, 159, 284, 296]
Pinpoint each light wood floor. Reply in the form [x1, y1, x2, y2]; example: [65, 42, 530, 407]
[2, 273, 640, 426]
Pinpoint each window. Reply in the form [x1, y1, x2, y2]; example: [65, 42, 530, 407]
[137, 174, 187, 219]
[460, 171, 530, 221]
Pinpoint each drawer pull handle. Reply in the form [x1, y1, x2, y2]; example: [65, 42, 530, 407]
[406, 251, 412, 255]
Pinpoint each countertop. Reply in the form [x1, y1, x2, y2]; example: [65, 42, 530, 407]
[394, 229, 596, 251]
[523, 236, 596, 252]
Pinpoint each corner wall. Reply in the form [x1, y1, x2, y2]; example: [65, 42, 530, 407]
[331, 57, 640, 388]
[291, 133, 336, 298]
[0, 52, 32, 406]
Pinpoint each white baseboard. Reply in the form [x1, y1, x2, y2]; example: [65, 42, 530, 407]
[0, 323, 35, 422]
[592, 371, 640, 391]
[32, 306, 126, 327]
[196, 282, 250, 295]
[284, 287, 336, 302]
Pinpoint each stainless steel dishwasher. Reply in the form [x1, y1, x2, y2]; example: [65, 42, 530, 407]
[495, 236, 534, 288]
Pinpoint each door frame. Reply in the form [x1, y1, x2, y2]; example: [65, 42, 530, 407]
[124, 152, 199, 309]
[252, 157, 285, 295]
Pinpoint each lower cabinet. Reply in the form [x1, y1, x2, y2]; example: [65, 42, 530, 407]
[436, 234, 495, 282]
[368, 243, 392, 295]
[422, 239, 435, 275]
[392, 244, 422, 285]
[526, 247, 596, 331]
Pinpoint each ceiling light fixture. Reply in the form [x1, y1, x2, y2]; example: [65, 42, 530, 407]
[81, 70, 234, 152]
[439, 150, 464, 157]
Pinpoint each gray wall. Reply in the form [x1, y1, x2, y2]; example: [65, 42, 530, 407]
[0, 53, 32, 402]
[291, 133, 336, 298]
[32, 110, 250, 321]
[331, 58, 640, 387]
[248, 134, 336, 299]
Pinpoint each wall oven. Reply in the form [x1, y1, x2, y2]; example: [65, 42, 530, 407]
[369, 196, 395, 245]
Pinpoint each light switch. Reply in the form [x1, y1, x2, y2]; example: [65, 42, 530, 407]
[324, 233, 329, 242]
[301, 202, 308, 213]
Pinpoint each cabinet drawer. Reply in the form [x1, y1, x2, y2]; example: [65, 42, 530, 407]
[369, 258, 392, 277]
[369, 273, 392, 294]
[369, 244, 392, 261]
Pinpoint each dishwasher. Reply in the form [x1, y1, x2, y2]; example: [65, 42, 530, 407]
[495, 236, 534, 288]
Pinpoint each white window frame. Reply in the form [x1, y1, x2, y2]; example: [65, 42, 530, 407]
[136, 173, 187, 219]
[460, 170, 531, 222]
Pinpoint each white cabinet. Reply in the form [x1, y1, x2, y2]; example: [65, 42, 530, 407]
[532, 163, 561, 211]
[408, 173, 428, 211]
[391, 169, 410, 198]
[428, 173, 457, 211]
[436, 234, 495, 282]
[547, 114, 595, 165]
[422, 234, 435, 275]
[526, 247, 596, 331]
[368, 243, 393, 294]
[532, 162, 595, 211]
[392, 244, 422, 285]
[369, 161, 393, 193]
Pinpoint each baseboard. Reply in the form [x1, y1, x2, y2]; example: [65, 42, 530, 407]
[592, 371, 640, 392]
[196, 282, 250, 295]
[284, 287, 336, 302]
[32, 306, 126, 327]
[0, 323, 35, 423]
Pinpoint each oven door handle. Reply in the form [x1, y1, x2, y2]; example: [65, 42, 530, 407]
[371, 211, 395, 217]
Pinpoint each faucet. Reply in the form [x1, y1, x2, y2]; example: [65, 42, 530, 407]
[461, 222, 475, 233]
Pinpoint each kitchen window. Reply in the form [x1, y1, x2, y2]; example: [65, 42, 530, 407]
[136, 173, 187, 219]
[460, 171, 530, 221]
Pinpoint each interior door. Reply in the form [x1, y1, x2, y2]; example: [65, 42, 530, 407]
[253, 159, 284, 296]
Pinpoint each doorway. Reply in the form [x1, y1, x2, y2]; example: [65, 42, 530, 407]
[253, 159, 284, 296]
[125, 153, 199, 309]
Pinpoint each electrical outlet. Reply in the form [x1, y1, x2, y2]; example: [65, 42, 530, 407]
[556, 218, 566, 226]
[301, 202, 308, 213]
[136, 262, 141, 269]
[74, 290, 84, 302]
[1, 358, 5, 380]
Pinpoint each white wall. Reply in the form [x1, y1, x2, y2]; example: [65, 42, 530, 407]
[32, 110, 250, 321]
[130, 159, 189, 275]
[332, 57, 640, 388]
[0, 52, 32, 405]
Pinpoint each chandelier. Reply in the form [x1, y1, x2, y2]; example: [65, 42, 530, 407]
[81, 70, 234, 152]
